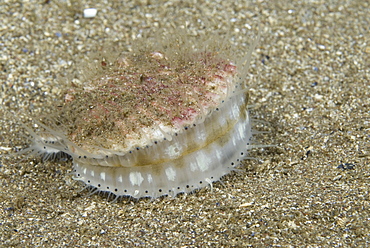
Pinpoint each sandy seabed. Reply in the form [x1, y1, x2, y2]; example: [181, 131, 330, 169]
[1, 0, 369, 247]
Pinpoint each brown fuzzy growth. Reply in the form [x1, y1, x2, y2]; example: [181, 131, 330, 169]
[55, 47, 237, 153]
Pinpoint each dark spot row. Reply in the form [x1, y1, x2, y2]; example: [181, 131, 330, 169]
[77, 172, 216, 196]
[43, 140, 56, 144]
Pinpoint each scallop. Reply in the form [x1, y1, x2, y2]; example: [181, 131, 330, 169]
[18, 34, 259, 199]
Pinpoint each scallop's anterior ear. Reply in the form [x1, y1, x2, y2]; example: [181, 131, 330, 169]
[1, 109, 72, 161]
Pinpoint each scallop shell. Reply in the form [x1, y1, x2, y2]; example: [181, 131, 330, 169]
[20, 47, 255, 199]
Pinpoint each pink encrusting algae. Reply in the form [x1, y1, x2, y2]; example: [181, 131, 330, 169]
[15, 30, 259, 200]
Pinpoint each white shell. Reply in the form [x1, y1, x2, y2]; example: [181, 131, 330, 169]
[83, 8, 97, 18]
